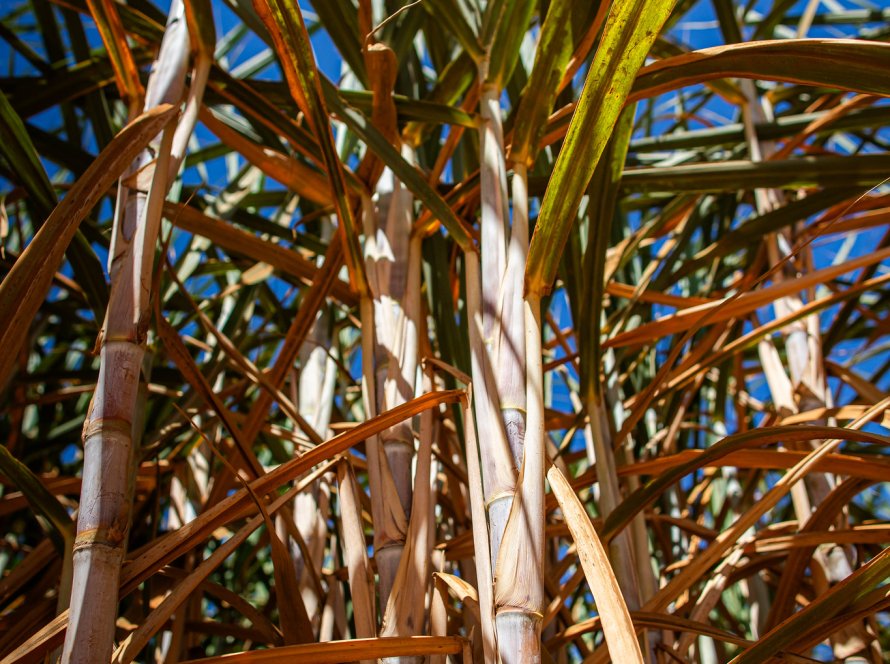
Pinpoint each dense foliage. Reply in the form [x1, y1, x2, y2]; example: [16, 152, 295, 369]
[2, 0, 890, 662]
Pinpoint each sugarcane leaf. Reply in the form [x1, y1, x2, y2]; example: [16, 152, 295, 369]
[422, 0, 484, 63]
[84, 0, 145, 109]
[621, 153, 890, 192]
[483, 0, 535, 89]
[525, 0, 679, 295]
[605, 243, 890, 349]
[603, 426, 890, 542]
[509, 0, 575, 166]
[207, 65, 322, 160]
[252, 0, 368, 295]
[117, 389, 465, 601]
[578, 104, 634, 403]
[0, 91, 109, 324]
[174, 636, 468, 663]
[164, 202, 355, 305]
[730, 545, 890, 663]
[671, 187, 860, 280]
[199, 106, 332, 205]
[321, 79, 476, 253]
[0, 444, 73, 553]
[339, 89, 478, 129]
[0, 90, 56, 215]
[311, 0, 366, 87]
[0, 104, 178, 391]
[650, 36, 744, 103]
[548, 464, 643, 663]
[183, 0, 216, 59]
[629, 39, 890, 105]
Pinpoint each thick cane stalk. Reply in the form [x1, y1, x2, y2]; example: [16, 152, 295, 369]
[360, 174, 420, 613]
[352, 32, 422, 617]
[380, 371, 437, 664]
[492, 293, 545, 662]
[359, 291, 407, 614]
[291, 305, 338, 634]
[62, 3, 191, 662]
[372, 154, 421, 522]
[474, 69, 521, 567]
[465, 251, 514, 568]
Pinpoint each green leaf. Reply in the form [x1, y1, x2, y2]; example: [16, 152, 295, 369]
[423, 0, 484, 63]
[526, 0, 679, 295]
[0, 104, 178, 392]
[0, 444, 73, 553]
[321, 79, 476, 254]
[509, 0, 575, 166]
[0, 90, 108, 323]
[310, 0, 367, 87]
[484, 0, 535, 89]
[578, 104, 634, 403]
[621, 154, 890, 192]
[253, 0, 368, 295]
[0, 89, 57, 215]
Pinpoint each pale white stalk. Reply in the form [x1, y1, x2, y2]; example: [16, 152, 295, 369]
[465, 253, 514, 564]
[497, 163, 529, 467]
[479, 82, 509, 343]
[493, 293, 545, 663]
[293, 307, 337, 632]
[337, 461, 376, 663]
[360, 293, 407, 613]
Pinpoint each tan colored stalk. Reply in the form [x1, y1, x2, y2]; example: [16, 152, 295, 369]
[380, 371, 437, 664]
[110, 477, 310, 663]
[429, 579, 449, 664]
[353, 34, 422, 615]
[369, 155, 421, 523]
[460, 386, 498, 663]
[595, 352, 655, 651]
[62, 3, 192, 661]
[337, 461, 376, 656]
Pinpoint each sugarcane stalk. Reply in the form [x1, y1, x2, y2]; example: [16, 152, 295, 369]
[498, 163, 529, 468]
[62, 3, 191, 661]
[359, 291, 408, 614]
[380, 371, 437, 664]
[460, 384, 498, 663]
[492, 292, 545, 662]
[474, 68, 522, 569]
[292, 305, 338, 635]
[374, 151, 421, 522]
[465, 251, 514, 567]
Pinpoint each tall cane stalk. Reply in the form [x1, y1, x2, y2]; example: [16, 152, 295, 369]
[62, 2, 193, 661]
